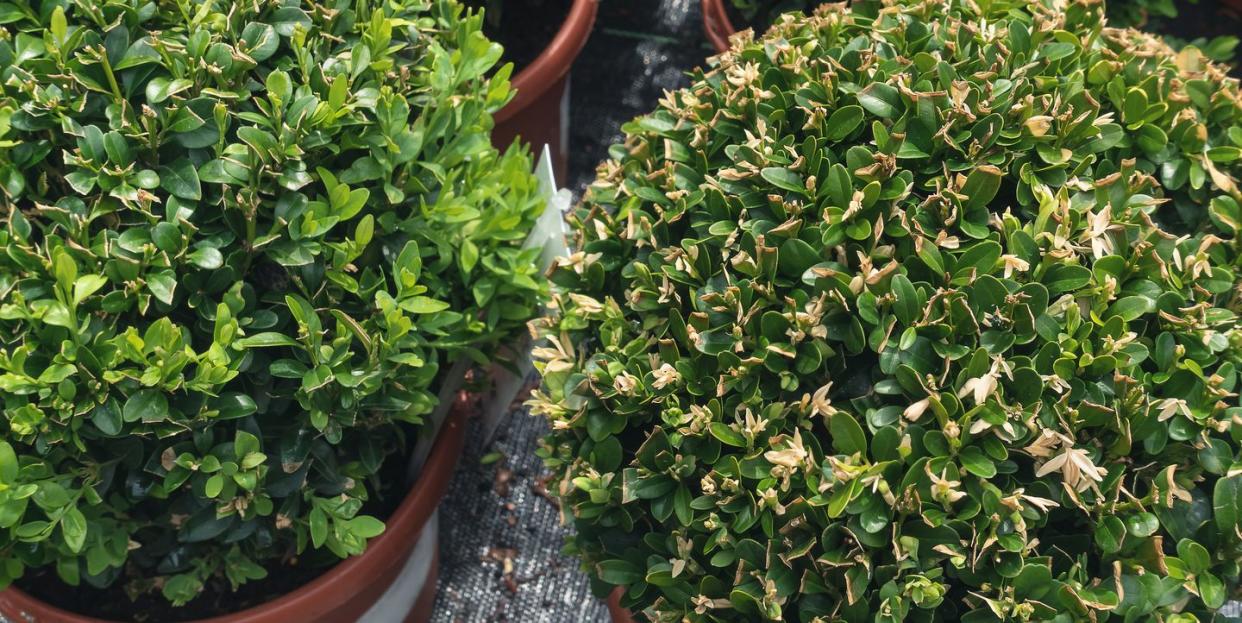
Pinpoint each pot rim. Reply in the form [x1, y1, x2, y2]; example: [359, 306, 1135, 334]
[0, 397, 470, 623]
[494, 0, 599, 125]
[606, 587, 637, 623]
[701, 0, 737, 55]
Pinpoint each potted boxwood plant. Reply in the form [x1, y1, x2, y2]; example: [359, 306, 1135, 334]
[471, 0, 598, 182]
[532, 0, 1242, 621]
[0, 0, 546, 620]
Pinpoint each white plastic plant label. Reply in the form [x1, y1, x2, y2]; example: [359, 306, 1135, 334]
[527, 145, 572, 267]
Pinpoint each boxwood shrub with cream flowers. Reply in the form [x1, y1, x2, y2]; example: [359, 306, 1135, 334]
[531, 0, 1242, 620]
[0, 0, 543, 609]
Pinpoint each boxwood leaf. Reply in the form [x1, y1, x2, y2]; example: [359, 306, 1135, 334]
[159, 159, 201, 200]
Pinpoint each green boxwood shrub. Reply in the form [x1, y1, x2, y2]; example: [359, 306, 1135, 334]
[0, 0, 543, 608]
[532, 0, 1242, 620]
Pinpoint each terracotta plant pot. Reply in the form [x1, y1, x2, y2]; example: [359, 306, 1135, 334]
[0, 401, 470, 623]
[701, 0, 737, 54]
[607, 588, 637, 623]
[492, 0, 598, 183]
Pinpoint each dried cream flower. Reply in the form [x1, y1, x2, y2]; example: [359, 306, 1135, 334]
[1156, 398, 1190, 422]
[568, 293, 604, 314]
[1001, 254, 1030, 278]
[651, 363, 680, 390]
[764, 429, 809, 469]
[1082, 205, 1120, 259]
[1035, 446, 1107, 492]
[1042, 373, 1070, 395]
[958, 373, 998, 406]
[1019, 492, 1059, 513]
[811, 382, 837, 418]
[904, 397, 930, 422]
[759, 487, 786, 515]
[957, 357, 1012, 406]
[926, 464, 966, 505]
[613, 372, 639, 395]
[1023, 429, 1066, 458]
[1024, 115, 1053, 137]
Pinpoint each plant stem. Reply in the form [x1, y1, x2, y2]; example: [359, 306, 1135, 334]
[98, 47, 124, 104]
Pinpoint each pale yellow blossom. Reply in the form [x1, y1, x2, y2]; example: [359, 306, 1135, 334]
[1156, 398, 1190, 422]
[926, 464, 966, 504]
[651, 363, 680, 390]
[1001, 254, 1030, 278]
[904, 397, 930, 422]
[764, 429, 809, 469]
[1035, 446, 1107, 492]
[613, 372, 639, 395]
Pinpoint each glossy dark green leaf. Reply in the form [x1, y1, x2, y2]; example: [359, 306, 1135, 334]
[857, 82, 902, 118]
[828, 412, 867, 456]
[1214, 476, 1241, 534]
[761, 167, 806, 194]
[958, 446, 996, 478]
[123, 390, 168, 423]
[159, 159, 201, 200]
[891, 274, 918, 325]
[825, 105, 864, 141]
[1095, 516, 1126, 553]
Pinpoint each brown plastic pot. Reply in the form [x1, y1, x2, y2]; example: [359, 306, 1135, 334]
[492, 0, 598, 183]
[607, 588, 637, 623]
[702, 0, 737, 54]
[0, 400, 470, 623]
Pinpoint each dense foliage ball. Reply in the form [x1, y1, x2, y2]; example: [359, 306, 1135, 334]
[532, 0, 1242, 621]
[0, 0, 543, 607]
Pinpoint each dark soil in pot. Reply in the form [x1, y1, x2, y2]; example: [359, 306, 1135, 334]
[19, 559, 324, 623]
[14, 443, 414, 622]
[466, 0, 575, 71]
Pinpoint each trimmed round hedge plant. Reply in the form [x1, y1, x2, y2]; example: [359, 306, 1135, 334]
[0, 0, 544, 611]
[531, 0, 1242, 620]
